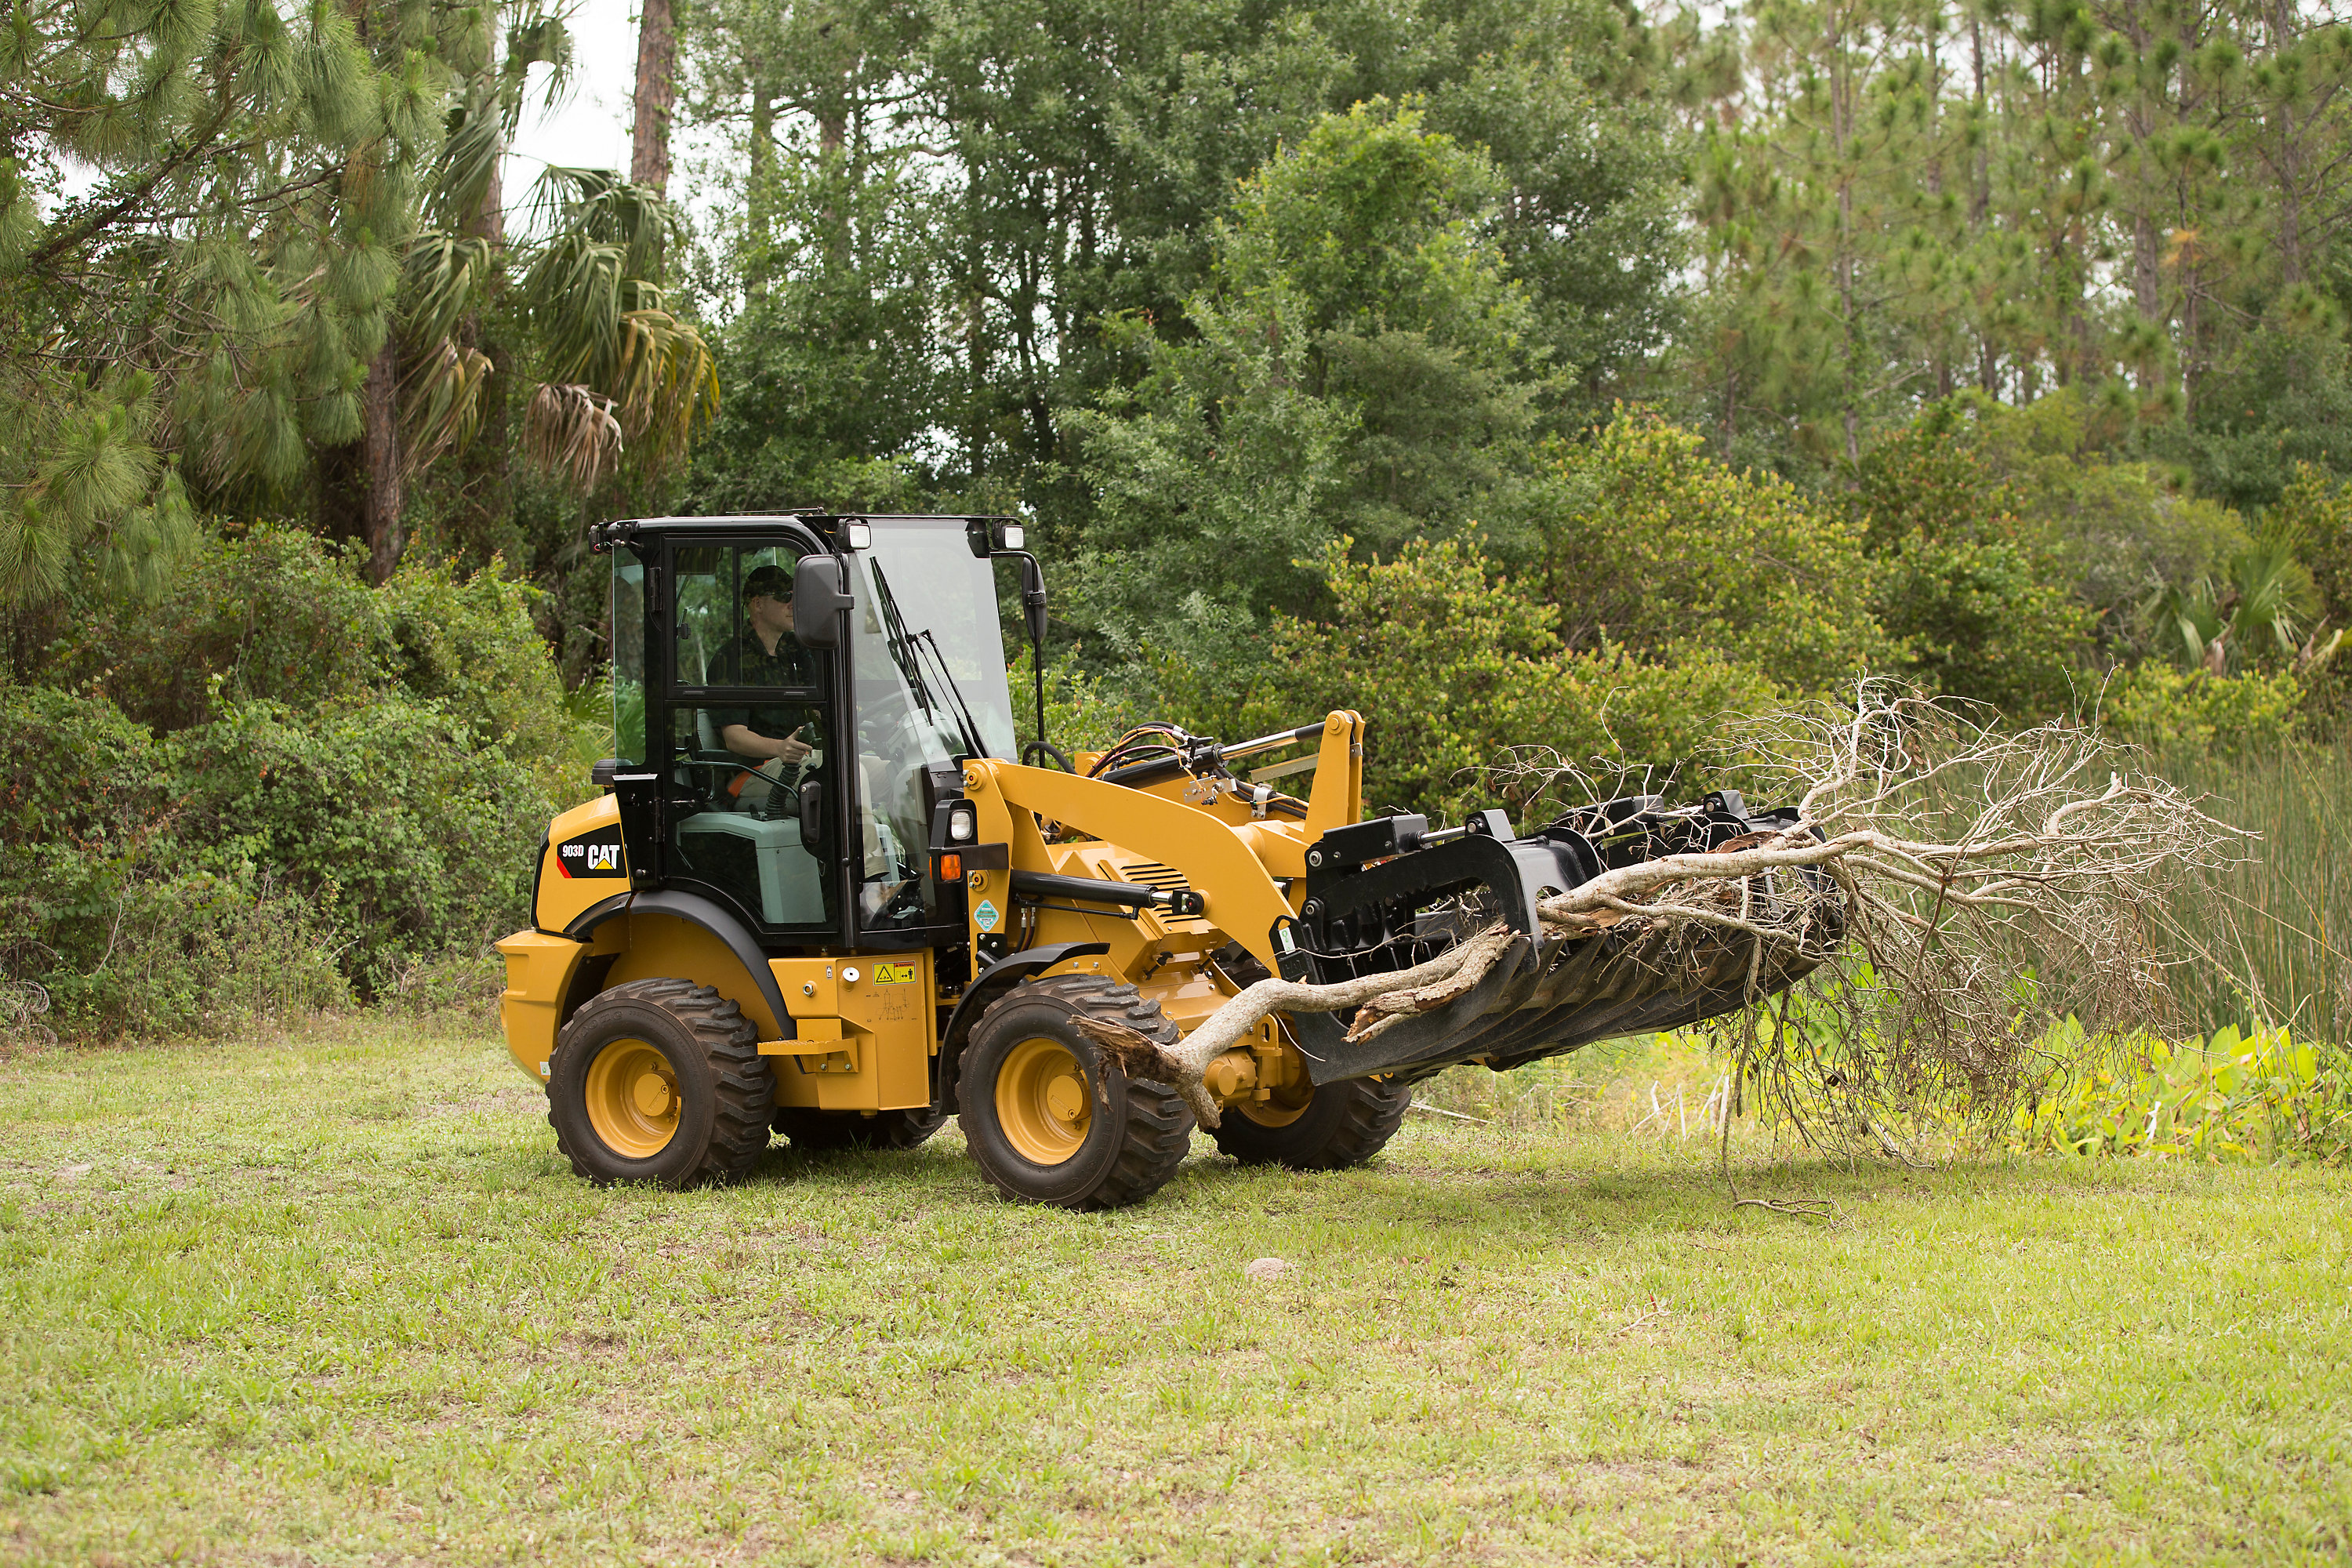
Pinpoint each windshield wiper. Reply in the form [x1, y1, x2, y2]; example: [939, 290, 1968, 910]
[865, 558, 936, 713]
[866, 558, 990, 759]
[911, 628, 991, 760]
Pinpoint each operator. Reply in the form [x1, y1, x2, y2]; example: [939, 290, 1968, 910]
[709, 562, 820, 768]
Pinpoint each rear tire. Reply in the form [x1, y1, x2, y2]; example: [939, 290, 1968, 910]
[548, 978, 773, 1188]
[956, 975, 1194, 1210]
[774, 1105, 948, 1152]
[1210, 1075, 1410, 1171]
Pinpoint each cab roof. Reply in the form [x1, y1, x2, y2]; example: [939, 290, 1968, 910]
[588, 513, 1016, 554]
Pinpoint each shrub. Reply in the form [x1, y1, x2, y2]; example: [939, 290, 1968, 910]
[0, 685, 352, 1036]
[2097, 664, 2303, 758]
[35, 525, 389, 731]
[1527, 412, 1896, 694]
[1238, 538, 1784, 822]
[1847, 404, 2095, 717]
[169, 694, 561, 996]
[0, 526, 583, 1038]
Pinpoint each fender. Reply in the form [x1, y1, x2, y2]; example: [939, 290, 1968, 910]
[563, 888, 798, 1043]
[935, 941, 1111, 1112]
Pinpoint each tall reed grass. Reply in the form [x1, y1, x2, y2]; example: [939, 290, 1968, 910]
[2156, 742, 2352, 1043]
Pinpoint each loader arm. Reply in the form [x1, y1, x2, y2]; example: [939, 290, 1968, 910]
[961, 758, 1298, 969]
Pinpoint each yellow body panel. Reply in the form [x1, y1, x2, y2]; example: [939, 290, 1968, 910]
[599, 912, 785, 1036]
[495, 929, 587, 1083]
[535, 793, 629, 934]
[768, 952, 935, 1111]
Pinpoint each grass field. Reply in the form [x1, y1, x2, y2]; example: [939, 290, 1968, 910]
[4, 1018, 2349, 1566]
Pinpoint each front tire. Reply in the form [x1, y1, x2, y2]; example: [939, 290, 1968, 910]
[1210, 1075, 1411, 1171]
[548, 978, 774, 1188]
[956, 975, 1194, 1209]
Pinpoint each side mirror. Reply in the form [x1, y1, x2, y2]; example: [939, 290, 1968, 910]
[793, 555, 853, 648]
[797, 779, 824, 851]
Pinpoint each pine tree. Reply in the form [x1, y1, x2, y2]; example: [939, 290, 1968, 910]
[0, 0, 437, 606]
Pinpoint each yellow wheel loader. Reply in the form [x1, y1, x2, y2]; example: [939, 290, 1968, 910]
[496, 514, 1821, 1207]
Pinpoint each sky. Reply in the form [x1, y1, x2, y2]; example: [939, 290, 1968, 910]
[46, 0, 645, 213]
[507, 0, 642, 198]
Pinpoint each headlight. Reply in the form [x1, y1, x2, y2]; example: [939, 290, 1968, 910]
[949, 806, 977, 842]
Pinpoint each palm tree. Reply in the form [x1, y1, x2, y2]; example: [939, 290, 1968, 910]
[2144, 542, 2339, 675]
[375, 5, 718, 580]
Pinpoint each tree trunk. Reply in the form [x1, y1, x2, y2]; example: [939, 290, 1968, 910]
[362, 339, 403, 584]
[747, 71, 773, 303]
[2269, 0, 2304, 285]
[631, 0, 677, 195]
[454, 114, 509, 564]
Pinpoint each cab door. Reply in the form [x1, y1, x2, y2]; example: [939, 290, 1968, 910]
[652, 532, 848, 942]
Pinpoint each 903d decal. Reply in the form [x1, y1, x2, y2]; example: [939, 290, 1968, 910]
[554, 823, 627, 879]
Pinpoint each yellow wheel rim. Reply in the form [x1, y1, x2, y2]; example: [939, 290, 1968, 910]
[584, 1037, 681, 1159]
[996, 1036, 1093, 1165]
[1238, 1078, 1313, 1128]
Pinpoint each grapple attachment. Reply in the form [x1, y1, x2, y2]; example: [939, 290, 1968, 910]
[1276, 793, 1840, 1085]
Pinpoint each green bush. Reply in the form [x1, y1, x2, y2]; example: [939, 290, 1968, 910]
[170, 695, 559, 996]
[1, 527, 581, 1038]
[1235, 537, 1784, 822]
[36, 525, 389, 731]
[2097, 664, 2303, 758]
[1846, 405, 2095, 717]
[1527, 413, 1896, 694]
[0, 686, 353, 1036]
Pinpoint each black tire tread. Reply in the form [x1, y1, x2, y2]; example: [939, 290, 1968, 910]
[962, 975, 1193, 1210]
[1211, 1074, 1413, 1171]
[550, 977, 771, 1188]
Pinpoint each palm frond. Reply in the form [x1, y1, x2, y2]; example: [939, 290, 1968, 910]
[524, 381, 624, 492]
[398, 338, 493, 472]
[401, 230, 495, 349]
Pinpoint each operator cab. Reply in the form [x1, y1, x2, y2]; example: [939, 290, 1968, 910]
[598, 514, 1022, 956]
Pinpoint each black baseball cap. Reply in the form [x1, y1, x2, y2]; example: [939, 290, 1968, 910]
[743, 564, 794, 601]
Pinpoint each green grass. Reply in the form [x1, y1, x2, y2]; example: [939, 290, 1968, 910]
[4, 1018, 2350, 1566]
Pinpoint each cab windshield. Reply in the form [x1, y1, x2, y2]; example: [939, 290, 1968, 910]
[848, 518, 1018, 764]
[847, 517, 1018, 932]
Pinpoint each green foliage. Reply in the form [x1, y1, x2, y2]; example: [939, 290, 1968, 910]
[172, 693, 558, 995]
[1529, 412, 1895, 692]
[2011, 1025, 2352, 1164]
[0, 527, 579, 1036]
[0, 686, 354, 1036]
[1846, 405, 2095, 717]
[31, 524, 574, 779]
[1675, 0, 2352, 490]
[1008, 644, 1158, 757]
[1234, 537, 1783, 822]
[681, 0, 1686, 571]
[2097, 664, 2305, 758]
[1073, 100, 1548, 652]
[1946, 390, 2250, 636]
[2270, 465, 2352, 631]
[0, 0, 435, 602]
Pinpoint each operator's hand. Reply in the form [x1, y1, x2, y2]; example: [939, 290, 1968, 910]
[775, 736, 814, 766]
